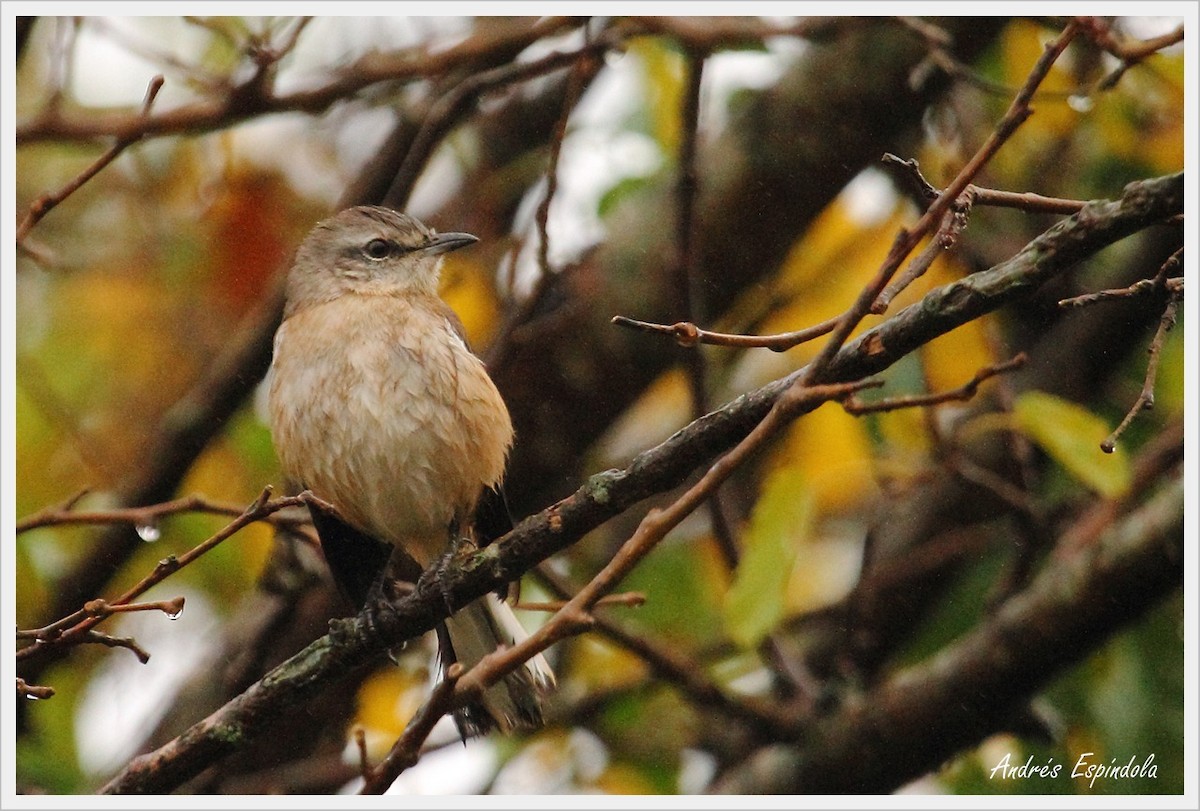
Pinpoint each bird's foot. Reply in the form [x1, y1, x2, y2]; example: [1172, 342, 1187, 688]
[434, 527, 477, 617]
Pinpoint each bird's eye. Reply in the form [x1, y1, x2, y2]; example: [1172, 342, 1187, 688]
[364, 239, 393, 260]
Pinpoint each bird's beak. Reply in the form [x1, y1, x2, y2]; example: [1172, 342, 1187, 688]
[423, 232, 478, 256]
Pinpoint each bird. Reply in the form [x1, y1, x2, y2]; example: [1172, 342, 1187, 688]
[265, 205, 552, 736]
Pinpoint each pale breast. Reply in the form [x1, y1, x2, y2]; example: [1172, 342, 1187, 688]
[267, 294, 513, 562]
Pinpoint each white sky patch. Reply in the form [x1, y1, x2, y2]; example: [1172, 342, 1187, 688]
[840, 167, 900, 226]
[73, 587, 220, 778]
[69, 18, 207, 109]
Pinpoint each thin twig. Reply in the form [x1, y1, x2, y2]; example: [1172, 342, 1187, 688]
[1101, 288, 1182, 453]
[17, 596, 185, 642]
[881, 153, 1089, 216]
[534, 21, 596, 282]
[16, 678, 56, 701]
[516, 591, 646, 612]
[79, 630, 153, 664]
[16, 74, 165, 244]
[359, 664, 463, 794]
[673, 47, 709, 417]
[1078, 17, 1185, 91]
[16, 488, 308, 663]
[844, 353, 1028, 414]
[352, 727, 371, 782]
[1058, 273, 1182, 308]
[385, 25, 619, 208]
[17, 18, 582, 144]
[15, 490, 314, 539]
[967, 186, 1086, 215]
[806, 20, 1081, 385]
[872, 205, 970, 313]
[610, 314, 840, 353]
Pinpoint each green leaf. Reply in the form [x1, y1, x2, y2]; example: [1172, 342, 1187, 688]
[1012, 391, 1131, 498]
[597, 174, 656, 220]
[724, 470, 814, 648]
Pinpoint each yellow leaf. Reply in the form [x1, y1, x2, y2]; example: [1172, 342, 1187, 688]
[439, 256, 501, 349]
[773, 403, 877, 515]
[594, 762, 663, 794]
[724, 470, 814, 648]
[1012, 391, 1131, 497]
[570, 636, 649, 693]
[352, 667, 426, 758]
[629, 37, 685, 154]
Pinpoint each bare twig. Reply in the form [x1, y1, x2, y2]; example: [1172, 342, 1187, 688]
[1101, 286, 1182, 453]
[516, 591, 646, 612]
[385, 25, 618, 207]
[16, 74, 165, 244]
[881, 152, 1089, 216]
[966, 186, 1086, 215]
[359, 664, 464, 794]
[673, 47, 709, 417]
[533, 23, 597, 282]
[845, 353, 1027, 414]
[1053, 247, 1184, 453]
[16, 488, 308, 663]
[17, 596, 185, 642]
[806, 20, 1081, 385]
[15, 490, 315, 539]
[1078, 17, 1185, 90]
[79, 630, 153, 664]
[872, 205, 970, 313]
[610, 314, 840, 353]
[17, 18, 581, 144]
[16, 678, 56, 701]
[1058, 272, 1183, 308]
[352, 727, 371, 782]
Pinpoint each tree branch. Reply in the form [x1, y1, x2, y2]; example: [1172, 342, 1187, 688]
[710, 477, 1183, 793]
[97, 171, 1182, 795]
[16, 18, 581, 144]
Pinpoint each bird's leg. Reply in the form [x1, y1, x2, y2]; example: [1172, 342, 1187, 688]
[433, 517, 476, 617]
[359, 551, 415, 651]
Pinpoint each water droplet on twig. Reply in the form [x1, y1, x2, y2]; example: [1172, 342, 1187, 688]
[1067, 94, 1094, 113]
[135, 523, 161, 542]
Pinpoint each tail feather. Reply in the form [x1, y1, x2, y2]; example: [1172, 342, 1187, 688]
[441, 594, 553, 736]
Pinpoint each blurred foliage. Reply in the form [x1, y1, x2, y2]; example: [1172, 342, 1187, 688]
[11, 15, 1185, 796]
[1012, 391, 1131, 498]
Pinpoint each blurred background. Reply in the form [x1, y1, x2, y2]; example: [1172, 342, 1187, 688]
[11, 15, 1187, 795]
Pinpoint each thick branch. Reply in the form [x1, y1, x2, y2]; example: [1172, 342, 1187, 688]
[711, 477, 1183, 793]
[97, 172, 1181, 795]
[16, 18, 579, 144]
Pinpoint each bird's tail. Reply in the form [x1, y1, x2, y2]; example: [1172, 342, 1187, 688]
[439, 594, 554, 736]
